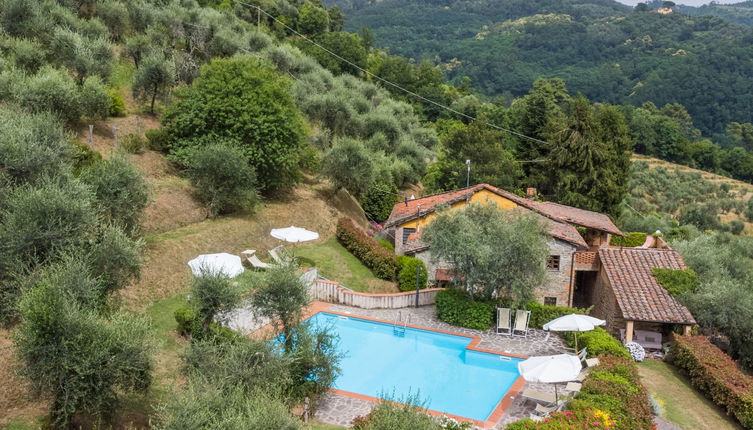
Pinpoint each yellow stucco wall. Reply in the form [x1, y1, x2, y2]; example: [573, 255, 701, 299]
[399, 189, 519, 229]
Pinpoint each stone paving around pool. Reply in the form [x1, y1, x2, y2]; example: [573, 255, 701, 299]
[313, 303, 571, 429]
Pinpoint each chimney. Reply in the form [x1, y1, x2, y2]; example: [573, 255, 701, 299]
[526, 187, 537, 198]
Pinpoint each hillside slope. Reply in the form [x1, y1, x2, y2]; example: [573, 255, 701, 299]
[329, 0, 753, 135]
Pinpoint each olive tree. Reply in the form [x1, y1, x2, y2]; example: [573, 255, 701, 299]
[251, 263, 309, 351]
[132, 52, 175, 114]
[422, 203, 549, 303]
[14, 283, 154, 427]
[190, 271, 241, 334]
[321, 137, 375, 199]
[185, 143, 259, 217]
[80, 155, 149, 234]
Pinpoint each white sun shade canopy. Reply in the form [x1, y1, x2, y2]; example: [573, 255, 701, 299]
[518, 354, 582, 384]
[188, 253, 245, 278]
[270, 226, 319, 243]
[543, 314, 606, 332]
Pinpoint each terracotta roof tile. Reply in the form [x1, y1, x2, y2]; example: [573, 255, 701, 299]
[598, 248, 696, 324]
[529, 201, 622, 236]
[385, 184, 622, 237]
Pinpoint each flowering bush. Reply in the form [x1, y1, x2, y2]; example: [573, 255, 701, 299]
[336, 217, 398, 280]
[505, 409, 616, 429]
[670, 334, 753, 428]
[625, 342, 646, 362]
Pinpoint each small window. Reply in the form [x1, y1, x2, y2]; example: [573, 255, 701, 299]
[402, 228, 416, 245]
[544, 297, 557, 306]
[547, 255, 561, 271]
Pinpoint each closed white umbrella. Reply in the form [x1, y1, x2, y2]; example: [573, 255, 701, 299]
[188, 253, 245, 278]
[543, 314, 606, 352]
[270, 226, 319, 243]
[518, 354, 582, 403]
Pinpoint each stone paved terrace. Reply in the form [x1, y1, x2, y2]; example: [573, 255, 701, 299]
[312, 303, 570, 429]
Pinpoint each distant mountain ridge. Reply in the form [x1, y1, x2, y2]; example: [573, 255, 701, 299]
[326, 0, 753, 135]
[667, 0, 753, 26]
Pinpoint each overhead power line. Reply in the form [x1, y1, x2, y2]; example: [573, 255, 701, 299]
[233, 0, 556, 151]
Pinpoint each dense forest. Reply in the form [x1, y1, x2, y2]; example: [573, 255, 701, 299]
[325, 0, 753, 136]
[669, 0, 753, 26]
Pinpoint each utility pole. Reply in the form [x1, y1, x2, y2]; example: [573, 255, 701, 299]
[415, 264, 422, 308]
[87, 124, 93, 149]
[466, 159, 471, 188]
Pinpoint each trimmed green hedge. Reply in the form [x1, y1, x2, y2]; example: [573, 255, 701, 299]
[610, 232, 648, 247]
[670, 334, 753, 428]
[396, 255, 428, 292]
[567, 355, 654, 429]
[526, 301, 591, 329]
[652, 268, 699, 296]
[336, 217, 398, 280]
[572, 327, 631, 360]
[435, 288, 495, 330]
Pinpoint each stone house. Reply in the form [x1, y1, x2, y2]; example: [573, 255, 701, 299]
[383, 184, 695, 337]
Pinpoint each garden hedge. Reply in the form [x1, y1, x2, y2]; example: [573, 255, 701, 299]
[572, 327, 631, 360]
[505, 409, 616, 429]
[336, 217, 398, 280]
[670, 334, 753, 428]
[609, 232, 648, 247]
[651, 268, 699, 296]
[435, 288, 495, 330]
[526, 301, 590, 329]
[396, 255, 428, 292]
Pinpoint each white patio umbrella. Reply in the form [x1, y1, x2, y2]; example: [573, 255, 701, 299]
[543, 314, 606, 352]
[270, 226, 319, 243]
[188, 253, 245, 278]
[518, 354, 582, 403]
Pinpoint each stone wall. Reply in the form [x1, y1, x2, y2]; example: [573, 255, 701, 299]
[591, 269, 625, 336]
[536, 238, 576, 307]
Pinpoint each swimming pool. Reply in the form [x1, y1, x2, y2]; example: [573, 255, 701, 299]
[308, 312, 523, 423]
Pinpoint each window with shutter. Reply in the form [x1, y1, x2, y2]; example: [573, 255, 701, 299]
[402, 228, 416, 245]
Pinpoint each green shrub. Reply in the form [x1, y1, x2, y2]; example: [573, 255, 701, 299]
[174, 305, 197, 336]
[505, 409, 619, 429]
[435, 288, 495, 330]
[336, 217, 397, 280]
[567, 355, 653, 430]
[362, 181, 398, 222]
[70, 140, 102, 174]
[145, 128, 170, 152]
[610, 232, 648, 247]
[526, 301, 590, 329]
[396, 256, 427, 292]
[669, 334, 753, 428]
[121, 133, 147, 154]
[376, 237, 395, 252]
[574, 327, 630, 360]
[185, 143, 259, 217]
[652, 268, 699, 296]
[108, 87, 126, 117]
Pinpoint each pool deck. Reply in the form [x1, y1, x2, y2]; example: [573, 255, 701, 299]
[309, 302, 570, 429]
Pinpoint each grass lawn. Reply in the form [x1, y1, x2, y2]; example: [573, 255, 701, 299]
[294, 237, 396, 293]
[305, 421, 347, 430]
[637, 359, 741, 430]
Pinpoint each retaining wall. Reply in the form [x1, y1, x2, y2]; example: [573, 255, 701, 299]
[308, 279, 443, 309]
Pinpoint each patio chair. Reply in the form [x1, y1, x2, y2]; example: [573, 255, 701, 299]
[565, 382, 582, 394]
[269, 245, 290, 264]
[496, 307, 512, 336]
[520, 388, 557, 406]
[512, 309, 531, 338]
[577, 347, 588, 362]
[531, 403, 558, 418]
[247, 254, 273, 270]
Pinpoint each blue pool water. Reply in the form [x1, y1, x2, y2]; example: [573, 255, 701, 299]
[308, 312, 522, 422]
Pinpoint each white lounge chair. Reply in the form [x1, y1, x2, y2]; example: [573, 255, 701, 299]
[565, 382, 582, 393]
[512, 309, 531, 338]
[268, 245, 289, 264]
[520, 388, 556, 406]
[496, 307, 512, 336]
[247, 254, 273, 269]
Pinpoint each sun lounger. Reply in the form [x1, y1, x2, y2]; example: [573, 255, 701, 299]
[496, 307, 512, 335]
[520, 388, 556, 405]
[512, 309, 531, 338]
[247, 254, 273, 269]
[565, 382, 582, 393]
[577, 347, 588, 362]
[532, 403, 558, 417]
[269, 245, 289, 264]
